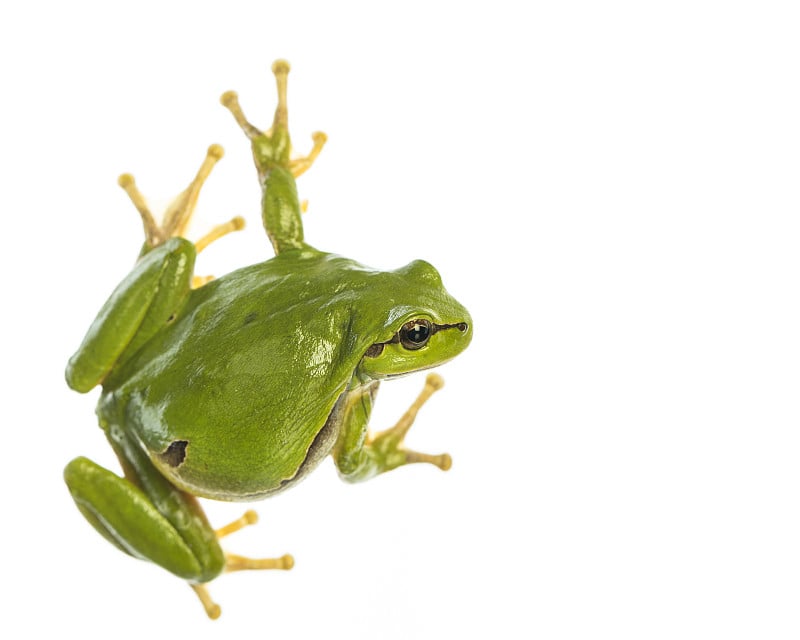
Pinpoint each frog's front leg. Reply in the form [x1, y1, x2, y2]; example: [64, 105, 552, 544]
[64, 427, 293, 619]
[333, 374, 452, 483]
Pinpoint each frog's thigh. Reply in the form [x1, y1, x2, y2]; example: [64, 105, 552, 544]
[64, 456, 222, 582]
[66, 237, 196, 393]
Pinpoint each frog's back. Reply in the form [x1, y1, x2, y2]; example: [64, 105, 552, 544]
[101, 249, 384, 500]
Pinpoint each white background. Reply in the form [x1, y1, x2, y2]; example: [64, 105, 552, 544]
[2, 1, 799, 638]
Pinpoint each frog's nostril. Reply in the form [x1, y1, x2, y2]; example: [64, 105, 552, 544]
[457, 322, 468, 332]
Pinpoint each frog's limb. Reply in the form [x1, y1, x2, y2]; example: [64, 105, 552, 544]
[64, 456, 224, 579]
[65, 238, 196, 393]
[64, 428, 226, 585]
[334, 373, 452, 483]
[65, 431, 293, 619]
[221, 60, 326, 255]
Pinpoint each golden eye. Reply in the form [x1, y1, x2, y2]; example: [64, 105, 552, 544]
[399, 319, 432, 350]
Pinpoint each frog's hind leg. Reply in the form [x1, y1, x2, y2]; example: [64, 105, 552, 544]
[65, 435, 295, 620]
[221, 61, 327, 255]
[220, 61, 327, 179]
[63, 455, 226, 583]
[64, 422, 226, 617]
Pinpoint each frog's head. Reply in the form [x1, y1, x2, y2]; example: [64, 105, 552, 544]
[358, 260, 472, 380]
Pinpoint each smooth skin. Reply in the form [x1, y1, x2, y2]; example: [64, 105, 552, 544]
[64, 61, 472, 618]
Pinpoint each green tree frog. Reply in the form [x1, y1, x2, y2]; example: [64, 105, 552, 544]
[64, 60, 472, 619]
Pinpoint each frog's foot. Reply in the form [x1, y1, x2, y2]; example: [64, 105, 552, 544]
[368, 373, 452, 473]
[216, 510, 294, 573]
[189, 555, 293, 621]
[220, 60, 292, 142]
[118, 144, 244, 254]
[189, 510, 294, 619]
[220, 61, 327, 177]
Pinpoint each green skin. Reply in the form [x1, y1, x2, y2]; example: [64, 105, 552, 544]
[63, 67, 472, 586]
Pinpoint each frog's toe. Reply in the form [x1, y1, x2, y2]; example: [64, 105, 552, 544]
[224, 552, 294, 572]
[190, 583, 222, 620]
[405, 449, 452, 471]
[214, 509, 259, 539]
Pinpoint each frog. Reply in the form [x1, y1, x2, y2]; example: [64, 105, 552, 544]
[64, 60, 472, 619]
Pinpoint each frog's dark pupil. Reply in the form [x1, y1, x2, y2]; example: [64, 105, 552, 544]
[400, 319, 432, 350]
[407, 323, 429, 342]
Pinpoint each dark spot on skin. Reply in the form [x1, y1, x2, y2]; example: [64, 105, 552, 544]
[159, 440, 188, 467]
[243, 311, 259, 325]
[166, 313, 176, 323]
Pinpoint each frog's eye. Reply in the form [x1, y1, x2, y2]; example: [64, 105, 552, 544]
[399, 319, 432, 350]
